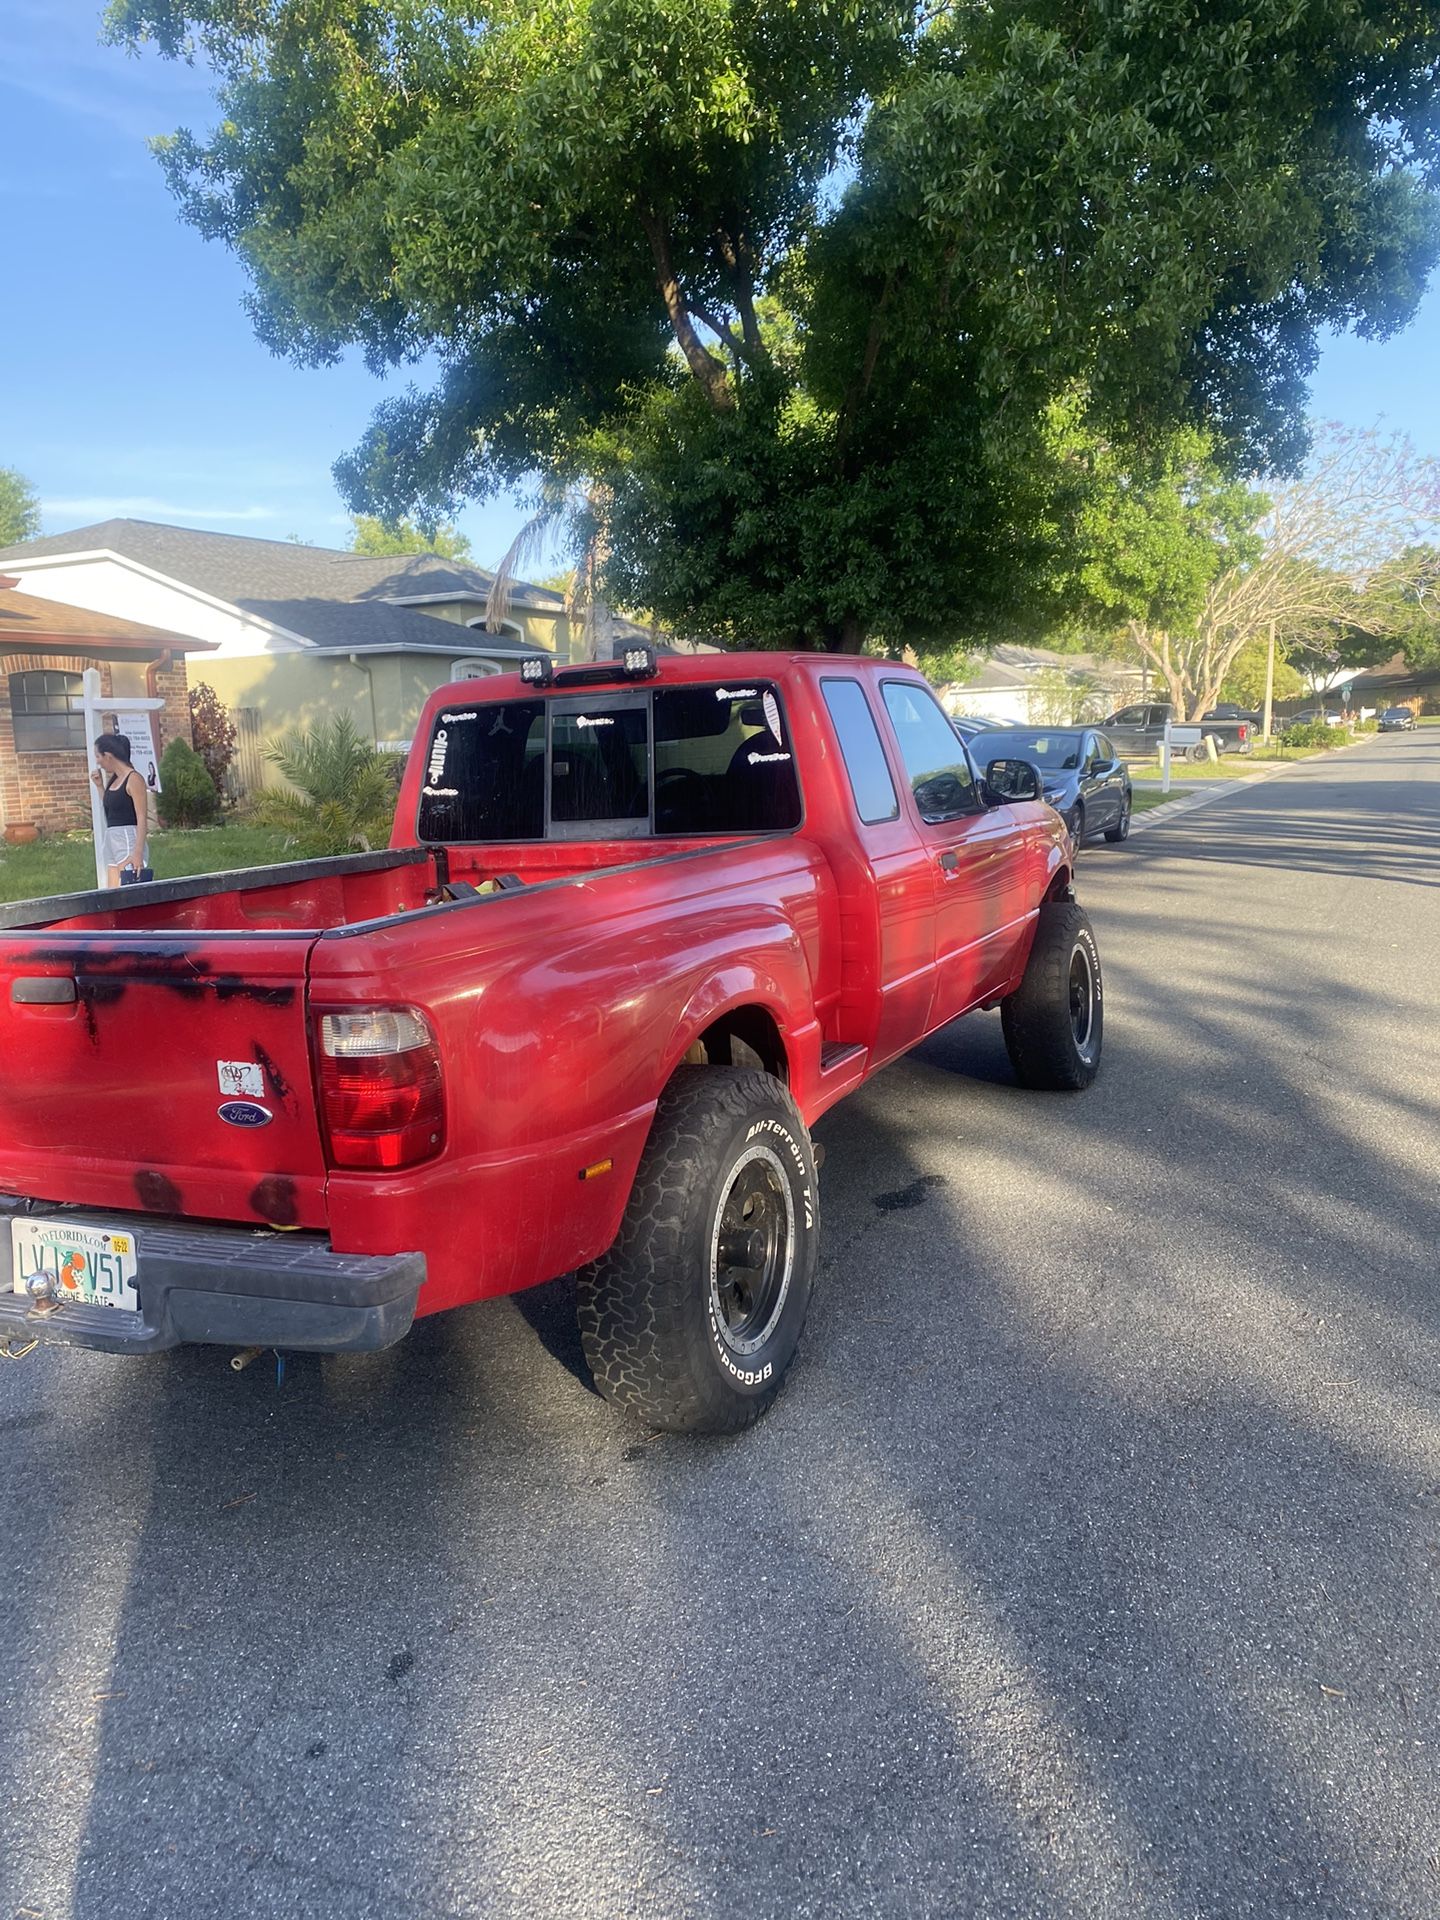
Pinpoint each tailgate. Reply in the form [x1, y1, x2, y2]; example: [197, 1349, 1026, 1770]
[0, 932, 328, 1228]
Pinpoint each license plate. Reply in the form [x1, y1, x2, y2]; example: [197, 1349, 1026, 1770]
[11, 1217, 140, 1312]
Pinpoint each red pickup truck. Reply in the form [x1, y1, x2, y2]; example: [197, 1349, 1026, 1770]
[0, 651, 1102, 1430]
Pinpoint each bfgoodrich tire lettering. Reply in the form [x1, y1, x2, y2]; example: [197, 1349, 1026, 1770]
[1001, 902, 1104, 1091]
[577, 1068, 819, 1433]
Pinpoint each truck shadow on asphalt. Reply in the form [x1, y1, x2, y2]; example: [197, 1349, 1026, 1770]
[5, 839, 1440, 1916]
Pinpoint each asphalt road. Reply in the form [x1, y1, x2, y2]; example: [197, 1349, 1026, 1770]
[3, 731, 1439, 1920]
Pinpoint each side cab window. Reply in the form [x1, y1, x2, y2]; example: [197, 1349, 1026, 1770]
[880, 681, 979, 823]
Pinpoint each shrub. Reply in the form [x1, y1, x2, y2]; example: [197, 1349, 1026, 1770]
[1352, 717, 1378, 734]
[258, 713, 397, 856]
[158, 738, 221, 826]
[189, 682, 237, 793]
[1280, 721, 1348, 749]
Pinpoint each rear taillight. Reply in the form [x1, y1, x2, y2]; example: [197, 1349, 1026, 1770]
[316, 1007, 445, 1170]
[1238, 723, 1249, 741]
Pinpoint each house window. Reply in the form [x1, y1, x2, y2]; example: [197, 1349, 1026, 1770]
[452, 658, 499, 681]
[9, 671, 86, 752]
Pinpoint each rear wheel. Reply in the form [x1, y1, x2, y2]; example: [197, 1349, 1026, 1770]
[577, 1068, 819, 1433]
[1001, 902, 1103, 1090]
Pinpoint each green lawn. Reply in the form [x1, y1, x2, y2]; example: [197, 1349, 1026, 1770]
[0, 825, 295, 905]
[1130, 788, 1190, 812]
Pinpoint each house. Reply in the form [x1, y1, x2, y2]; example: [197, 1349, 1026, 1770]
[938, 645, 1140, 725]
[0, 575, 215, 837]
[0, 519, 676, 792]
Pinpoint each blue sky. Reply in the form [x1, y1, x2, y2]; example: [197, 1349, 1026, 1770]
[5, 0, 1440, 571]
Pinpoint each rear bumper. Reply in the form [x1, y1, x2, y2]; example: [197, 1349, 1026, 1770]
[0, 1196, 424, 1356]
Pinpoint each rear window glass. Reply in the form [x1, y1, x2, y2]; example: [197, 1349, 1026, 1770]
[654, 685, 800, 834]
[416, 682, 801, 842]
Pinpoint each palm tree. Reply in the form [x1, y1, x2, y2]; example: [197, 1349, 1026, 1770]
[258, 714, 397, 856]
[484, 480, 617, 663]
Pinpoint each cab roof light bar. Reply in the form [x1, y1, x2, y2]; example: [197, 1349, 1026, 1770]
[519, 643, 658, 691]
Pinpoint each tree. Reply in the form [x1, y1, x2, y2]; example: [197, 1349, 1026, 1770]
[1346, 545, 1440, 675]
[1221, 640, 1303, 712]
[1051, 426, 1440, 717]
[157, 738, 220, 827]
[259, 714, 397, 855]
[110, 0, 1440, 653]
[347, 515, 472, 561]
[0, 466, 40, 546]
[188, 681, 236, 794]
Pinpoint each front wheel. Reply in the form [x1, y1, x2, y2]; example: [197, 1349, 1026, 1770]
[577, 1068, 819, 1433]
[1103, 794, 1132, 843]
[1001, 902, 1104, 1090]
[1063, 803, 1085, 848]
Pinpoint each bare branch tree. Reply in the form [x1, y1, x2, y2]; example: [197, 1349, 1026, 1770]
[1127, 429, 1440, 718]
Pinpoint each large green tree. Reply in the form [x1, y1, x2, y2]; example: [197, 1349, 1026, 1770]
[0, 466, 40, 547]
[109, 0, 1440, 651]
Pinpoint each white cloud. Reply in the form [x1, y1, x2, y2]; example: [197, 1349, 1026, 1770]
[42, 496, 278, 524]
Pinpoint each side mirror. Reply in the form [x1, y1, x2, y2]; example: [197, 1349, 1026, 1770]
[982, 757, 1042, 803]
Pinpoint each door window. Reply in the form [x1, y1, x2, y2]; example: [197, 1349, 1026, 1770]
[821, 679, 899, 824]
[881, 682, 978, 823]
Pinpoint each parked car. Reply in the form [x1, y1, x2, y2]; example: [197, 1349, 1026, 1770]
[967, 727, 1132, 846]
[1203, 704, 1263, 730]
[950, 715, 1010, 740]
[1102, 702, 1252, 760]
[0, 651, 1103, 1433]
[1377, 706, 1417, 732]
[1284, 709, 1345, 729]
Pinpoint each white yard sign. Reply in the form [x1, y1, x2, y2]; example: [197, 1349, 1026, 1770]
[74, 670, 168, 890]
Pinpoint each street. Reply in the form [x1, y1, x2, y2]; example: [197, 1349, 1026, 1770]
[3, 730, 1438, 1920]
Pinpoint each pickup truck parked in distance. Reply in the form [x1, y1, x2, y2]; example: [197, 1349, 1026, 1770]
[1102, 702, 1254, 760]
[0, 652, 1103, 1432]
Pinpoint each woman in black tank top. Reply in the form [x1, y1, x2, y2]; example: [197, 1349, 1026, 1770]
[91, 730, 149, 887]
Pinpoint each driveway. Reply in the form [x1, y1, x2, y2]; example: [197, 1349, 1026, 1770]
[3, 732, 1438, 1920]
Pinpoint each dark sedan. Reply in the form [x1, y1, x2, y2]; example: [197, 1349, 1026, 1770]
[967, 726, 1133, 846]
[1378, 706, 1417, 732]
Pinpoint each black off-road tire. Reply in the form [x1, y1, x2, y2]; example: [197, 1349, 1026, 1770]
[1001, 902, 1104, 1091]
[1103, 794, 1132, 843]
[577, 1068, 819, 1434]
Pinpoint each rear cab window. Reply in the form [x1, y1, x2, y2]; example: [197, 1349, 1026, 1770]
[417, 680, 802, 842]
[820, 678, 900, 824]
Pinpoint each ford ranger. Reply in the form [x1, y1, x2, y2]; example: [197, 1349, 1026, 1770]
[0, 651, 1103, 1431]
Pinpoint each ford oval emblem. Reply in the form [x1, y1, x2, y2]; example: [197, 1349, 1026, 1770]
[218, 1100, 273, 1128]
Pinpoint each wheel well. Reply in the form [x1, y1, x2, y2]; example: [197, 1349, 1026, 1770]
[680, 1006, 789, 1082]
[1044, 867, 1075, 903]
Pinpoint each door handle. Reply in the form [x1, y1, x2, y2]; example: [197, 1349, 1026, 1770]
[937, 849, 959, 873]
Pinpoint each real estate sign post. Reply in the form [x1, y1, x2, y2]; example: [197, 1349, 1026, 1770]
[75, 670, 167, 888]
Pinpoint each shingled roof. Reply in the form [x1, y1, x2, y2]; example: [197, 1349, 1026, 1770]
[0, 520, 558, 654]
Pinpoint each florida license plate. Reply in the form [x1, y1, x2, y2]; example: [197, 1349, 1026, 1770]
[11, 1218, 140, 1312]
